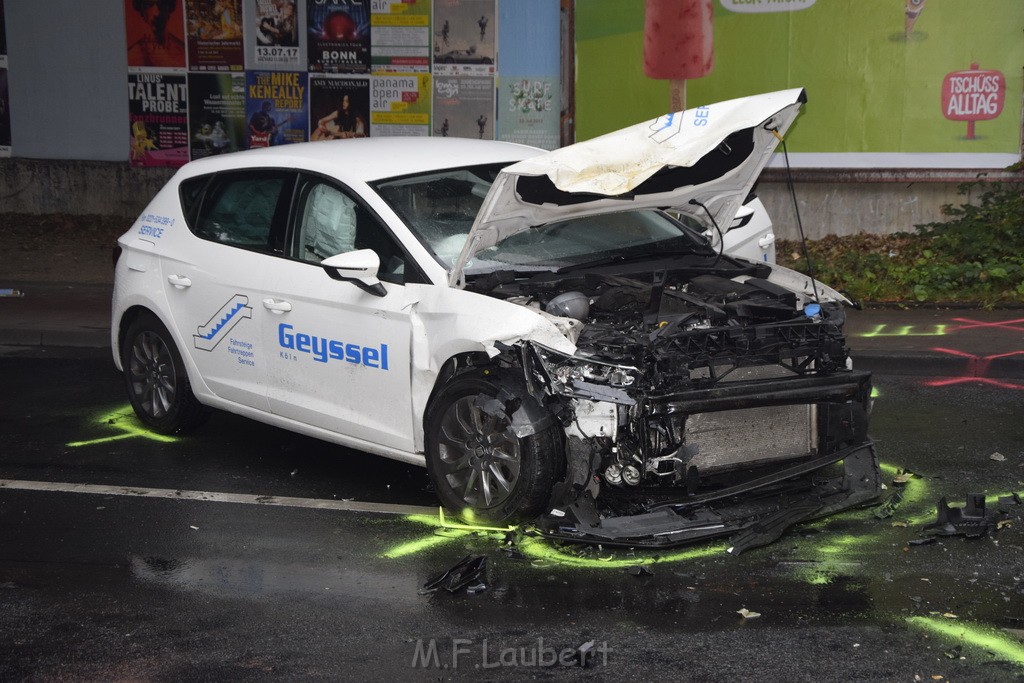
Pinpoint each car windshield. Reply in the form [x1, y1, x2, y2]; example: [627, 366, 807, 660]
[373, 163, 710, 275]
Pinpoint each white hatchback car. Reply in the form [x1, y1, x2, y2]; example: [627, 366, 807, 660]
[113, 89, 879, 550]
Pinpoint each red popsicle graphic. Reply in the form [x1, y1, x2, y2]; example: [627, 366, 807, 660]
[643, 0, 714, 112]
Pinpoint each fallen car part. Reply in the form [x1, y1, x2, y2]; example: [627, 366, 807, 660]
[537, 441, 880, 548]
[923, 494, 998, 538]
[421, 555, 488, 594]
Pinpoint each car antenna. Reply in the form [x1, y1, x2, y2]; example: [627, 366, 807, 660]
[768, 124, 821, 304]
[687, 198, 724, 267]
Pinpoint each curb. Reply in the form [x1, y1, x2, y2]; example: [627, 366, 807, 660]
[0, 329, 111, 349]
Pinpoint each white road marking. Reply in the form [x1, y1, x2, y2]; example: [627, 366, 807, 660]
[0, 479, 436, 516]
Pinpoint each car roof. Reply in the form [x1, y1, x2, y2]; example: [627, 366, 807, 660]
[175, 137, 544, 184]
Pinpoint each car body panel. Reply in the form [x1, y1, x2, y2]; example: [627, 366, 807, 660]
[449, 88, 805, 285]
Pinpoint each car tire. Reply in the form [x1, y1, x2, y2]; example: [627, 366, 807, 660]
[425, 374, 562, 524]
[122, 313, 208, 434]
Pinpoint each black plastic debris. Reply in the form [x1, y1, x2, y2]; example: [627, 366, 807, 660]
[874, 490, 904, 519]
[626, 565, 654, 578]
[726, 503, 821, 556]
[923, 494, 997, 538]
[908, 537, 936, 546]
[422, 555, 488, 594]
[998, 492, 1022, 506]
[574, 640, 598, 668]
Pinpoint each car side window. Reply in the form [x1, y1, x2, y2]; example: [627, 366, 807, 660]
[292, 177, 427, 286]
[194, 171, 293, 253]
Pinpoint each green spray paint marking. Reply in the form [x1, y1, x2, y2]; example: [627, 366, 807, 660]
[383, 530, 471, 559]
[67, 406, 179, 448]
[384, 510, 724, 568]
[859, 324, 949, 338]
[908, 617, 1024, 666]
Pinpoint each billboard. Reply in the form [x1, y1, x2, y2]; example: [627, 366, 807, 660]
[575, 0, 1024, 168]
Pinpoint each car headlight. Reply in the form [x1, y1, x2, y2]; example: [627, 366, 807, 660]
[530, 342, 640, 393]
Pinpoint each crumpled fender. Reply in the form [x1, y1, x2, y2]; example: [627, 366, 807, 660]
[407, 285, 576, 451]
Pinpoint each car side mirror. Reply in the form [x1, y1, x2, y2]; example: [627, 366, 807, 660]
[321, 249, 387, 297]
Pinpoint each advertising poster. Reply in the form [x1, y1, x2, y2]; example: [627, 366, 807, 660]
[495, 0, 560, 150]
[432, 0, 495, 77]
[128, 72, 190, 167]
[433, 75, 493, 139]
[370, 0, 432, 73]
[188, 72, 247, 159]
[185, 0, 245, 71]
[310, 75, 369, 139]
[0, 67, 10, 158]
[370, 72, 430, 136]
[574, 0, 1024, 168]
[246, 70, 308, 146]
[498, 78, 558, 149]
[125, 0, 188, 70]
[307, 0, 371, 73]
[243, 0, 304, 71]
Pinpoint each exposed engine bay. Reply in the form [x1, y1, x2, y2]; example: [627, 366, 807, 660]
[466, 257, 880, 551]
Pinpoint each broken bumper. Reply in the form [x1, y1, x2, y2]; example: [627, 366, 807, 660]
[539, 440, 881, 553]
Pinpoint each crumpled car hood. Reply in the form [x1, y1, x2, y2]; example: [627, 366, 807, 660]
[449, 88, 807, 287]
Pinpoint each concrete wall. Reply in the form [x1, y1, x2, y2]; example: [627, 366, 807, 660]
[3, 158, 1019, 238]
[758, 169, 1021, 240]
[0, 159, 173, 216]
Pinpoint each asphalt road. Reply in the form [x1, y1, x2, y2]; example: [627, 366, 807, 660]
[1, 347, 1022, 681]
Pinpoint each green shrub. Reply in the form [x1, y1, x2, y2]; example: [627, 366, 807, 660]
[778, 180, 1024, 306]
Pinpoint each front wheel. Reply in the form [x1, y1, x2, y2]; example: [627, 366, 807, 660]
[425, 375, 562, 524]
[121, 313, 208, 434]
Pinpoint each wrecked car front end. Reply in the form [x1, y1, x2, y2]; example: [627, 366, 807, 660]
[381, 88, 881, 550]
[477, 260, 880, 551]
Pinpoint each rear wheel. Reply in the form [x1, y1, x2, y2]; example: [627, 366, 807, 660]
[122, 313, 208, 434]
[425, 375, 562, 524]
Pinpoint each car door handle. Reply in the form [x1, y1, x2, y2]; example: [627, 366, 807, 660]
[167, 274, 192, 289]
[262, 298, 292, 313]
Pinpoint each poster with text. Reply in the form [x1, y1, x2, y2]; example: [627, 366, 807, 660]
[243, 0, 304, 70]
[0, 67, 10, 157]
[433, 75, 493, 139]
[185, 0, 245, 71]
[128, 72, 189, 166]
[371, 0, 431, 73]
[310, 75, 369, 140]
[498, 77, 558, 149]
[246, 70, 308, 146]
[188, 72, 247, 159]
[125, 0, 187, 70]
[574, 0, 1024, 168]
[432, 0, 495, 77]
[370, 73, 430, 136]
[307, 0, 371, 73]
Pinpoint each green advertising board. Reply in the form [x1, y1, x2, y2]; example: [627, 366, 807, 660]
[576, 0, 1023, 168]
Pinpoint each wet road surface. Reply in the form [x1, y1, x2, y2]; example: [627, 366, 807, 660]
[1, 348, 1022, 680]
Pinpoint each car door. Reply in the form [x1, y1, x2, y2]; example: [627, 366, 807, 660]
[161, 169, 295, 411]
[261, 174, 427, 453]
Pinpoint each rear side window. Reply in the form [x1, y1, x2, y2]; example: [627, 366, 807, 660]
[179, 176, 208, 221]
[193, 170, 294, 253]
